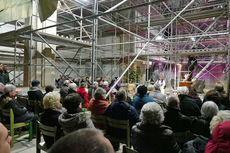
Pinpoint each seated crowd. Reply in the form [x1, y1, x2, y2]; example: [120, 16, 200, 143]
[0, 77, 230, 153]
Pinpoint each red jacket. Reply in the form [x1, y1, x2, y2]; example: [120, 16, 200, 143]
[205, 120, 230, 153]
[88, 97, 108, 115]
[77, 87, 88, 107]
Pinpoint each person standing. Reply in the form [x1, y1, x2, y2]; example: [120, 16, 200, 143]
[0, 64, 4, 84]
[3, 65, 10, 84]
[155, 76, 166, 94]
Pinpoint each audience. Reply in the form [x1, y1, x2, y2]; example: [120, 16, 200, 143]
[28, 80, 43, 102]
[205, 120, 230, 153]
[44, 85, 54, 96]
[0, 123, 11, 153]
[204, 89, 228, 110]
[132, 85, 154, 111]
[0, 83, 4, 96]
[177, 86, 201, 116]
[0, 84, 37, 135]
[40, 91, 63, 149]
[68, 82, 77, 94]
[49, 128, 114, 153]
[88, 87, 109, 115]
[0, 64, 4, 84]
[58, 93, 95, 134]
[191, 101, 219, 138]
[188, 87, 202, 108]
[77, 82, 89, 108]
[215, 82, 228, 106]
[60, 80, 70, 101]
[209, 110, 230, 134]
[164, 96, 191, 132]
[105, 90, 140, 150]
[132, 102, 181, 153]
[149, 83, 166, 105]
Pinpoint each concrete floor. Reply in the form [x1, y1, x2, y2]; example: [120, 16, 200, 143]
[11, 136, 122, 153]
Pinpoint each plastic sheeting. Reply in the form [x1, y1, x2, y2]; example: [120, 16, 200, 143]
[0, 0, 32, 22]
[38, 0, 58, 22]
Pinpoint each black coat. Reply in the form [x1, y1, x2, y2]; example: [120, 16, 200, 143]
[40, 109, 62, 149]
[1, 96, 35, 123]
[28, 87, 43, 101]
[178, 95, 201, 116]
[132, 122, 181, 153]
[190, 116, 211, 138]
[183, 135, 209, 153]
[164, 107, 191, 132]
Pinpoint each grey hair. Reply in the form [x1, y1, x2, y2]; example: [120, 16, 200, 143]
[140, 102, 164, 125]
[94, 87, 106, 99]
[201, 101, 219, 119]
[4, 84, 16, 94]
[69, 83, 77, 90]
[64, 80, 70, 85]
[167, 96, 180, 108]
[210, 110, 230, 134]
[177, 86, 189, 95]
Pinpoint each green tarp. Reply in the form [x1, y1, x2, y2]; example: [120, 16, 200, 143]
[0, 0, 58, 23]
[0, 0, 32, 22]
[38, 0, 58, 22]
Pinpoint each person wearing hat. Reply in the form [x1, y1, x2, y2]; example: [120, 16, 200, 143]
[132, 85, 154, 111]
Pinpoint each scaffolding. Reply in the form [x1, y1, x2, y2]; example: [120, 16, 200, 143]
[0, 0, 229, 96]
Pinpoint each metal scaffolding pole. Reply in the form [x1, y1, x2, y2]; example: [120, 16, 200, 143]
[29, 16, 33, 87]
[192, 56, 217, 82]
[106, 0, 196, 98]
[91, 0, 98, 96]
[227, 0, 230, 101]
[146, 0, 151, 83]
[34, 32, 80, 77]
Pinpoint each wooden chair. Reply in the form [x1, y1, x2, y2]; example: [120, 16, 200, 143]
[123, 146, 139, 153]
[105, 117, 130, 147]
[36, 121, 57, 153]
[173, 131, 195, 147]
[91, 115, 106, 131]
[1, 109, 33, 147]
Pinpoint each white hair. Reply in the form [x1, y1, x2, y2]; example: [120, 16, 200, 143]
[201, 101, 219, 119]
[94, 87, 106, 99]
[69, 83, 77, 90]
[64, 80, 70, 86]
[4, 84, 16, 94]
[103, 81, 109, 86]
[43, 91, 61, 109]
[177, 86, 189, 95]
[140, 102, 164, 125]
[210, 110, 230, 134]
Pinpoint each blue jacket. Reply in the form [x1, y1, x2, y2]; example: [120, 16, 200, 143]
[132, 94, 154, 110]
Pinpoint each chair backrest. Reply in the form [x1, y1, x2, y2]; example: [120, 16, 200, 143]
[39, 122, 57, 140]
[1, 109, 14, 125]
[17, 96, 28, 108]
[173, 131, 194, 147]
[91, 115, 106, 130]
[123, 146, 139, 153]
[106, 117, 130, 147]
[28, 100, 43, 115]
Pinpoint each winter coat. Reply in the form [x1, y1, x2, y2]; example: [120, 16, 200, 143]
[164, 107, 191, 132]
[58, 109, 95, 134]
[88, 97, 108, 115]
[0, 95, 35, 123]
[0, 70, 4, 84]
[2, 70, 9, 84]
[204, 120, 230, 153]
[188, 94, 202, 109]
[190, 116, 211, 138]
[105, 100, 140, 139]
[132, 122, 181, 153]
[183, 135, 209, 153]
[40, 109, 62, 149]
[102, 86, 115, 102]
[132, 94, 154, 110]
[28, 87, 43, 101]
[60, 85, 69, 99]
[178, 95, 201, 116]
[149, 90, 166, 104]
[76, 87, 88, 107]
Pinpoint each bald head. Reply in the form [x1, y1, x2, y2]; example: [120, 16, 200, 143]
[49, 128, 114, 153]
